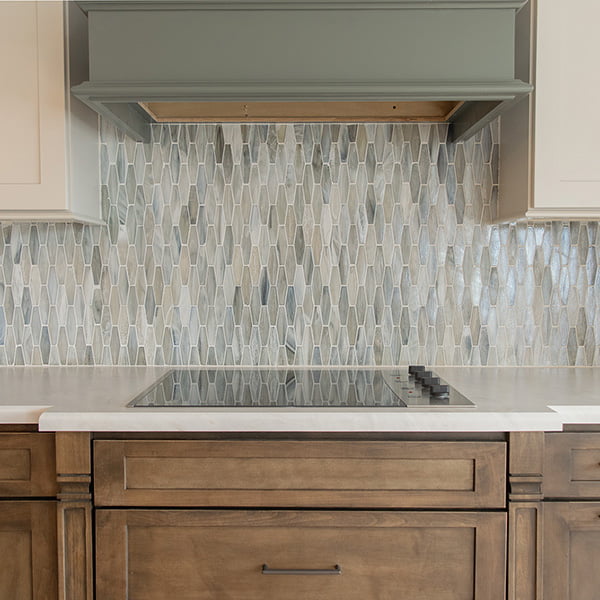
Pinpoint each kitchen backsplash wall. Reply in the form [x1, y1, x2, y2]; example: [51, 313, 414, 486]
[0, 120, 598, 366]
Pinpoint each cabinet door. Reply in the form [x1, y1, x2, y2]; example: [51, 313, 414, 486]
[0, 501, 57, 600]
[532, 0, 600, 218]
[96, 509, 506, 600]
[543, 502, 600, 599]
[0, 1, 68, 212]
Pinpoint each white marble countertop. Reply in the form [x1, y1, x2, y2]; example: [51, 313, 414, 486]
[1, 366, 600, 432]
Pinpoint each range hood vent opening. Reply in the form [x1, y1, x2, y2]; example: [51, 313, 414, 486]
[73, 0, 532, 143]
[140, 101, 464, 123]
[139, 101, 466, 123]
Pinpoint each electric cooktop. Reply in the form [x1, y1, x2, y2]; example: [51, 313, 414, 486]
[128, 367, 475, 408]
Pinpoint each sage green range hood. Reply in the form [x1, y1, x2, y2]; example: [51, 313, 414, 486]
[72, 0, 532, 143]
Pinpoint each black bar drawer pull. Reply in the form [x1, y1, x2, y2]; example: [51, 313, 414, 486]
[262, 564, 342, 575]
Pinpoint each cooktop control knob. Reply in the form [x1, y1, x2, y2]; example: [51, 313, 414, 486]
[422, 376, 441, 387]
[408, 365, 426, 375]
[415, 370, 432, 382]
[430, 383, 450, 396]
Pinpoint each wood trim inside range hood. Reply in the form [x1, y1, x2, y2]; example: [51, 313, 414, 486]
[139, 100, 465, 123]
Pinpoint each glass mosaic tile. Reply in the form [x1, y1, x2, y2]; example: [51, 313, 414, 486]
[0, 120, 598, 366]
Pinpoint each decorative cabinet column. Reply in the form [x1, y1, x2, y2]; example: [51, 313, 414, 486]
[55, 433, 93, 600]
[508, 432, 544, 600]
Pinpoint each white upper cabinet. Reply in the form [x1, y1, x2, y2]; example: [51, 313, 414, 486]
[0, 1, 100, 223]
[499, 0, 600, 221]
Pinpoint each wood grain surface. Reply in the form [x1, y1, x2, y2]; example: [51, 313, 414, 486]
[94, 439, 506, 508]
[0, 433, 56, 497]
[96, 509, 506, 600]
[0, 501, 58, 599]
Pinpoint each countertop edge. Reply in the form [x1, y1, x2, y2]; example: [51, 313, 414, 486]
[37, 409, 565, 432]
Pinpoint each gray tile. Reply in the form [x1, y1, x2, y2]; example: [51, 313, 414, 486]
[0, 121, 597, 366]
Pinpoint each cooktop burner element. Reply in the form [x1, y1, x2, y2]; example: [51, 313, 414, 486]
[128, 367, 475, 409]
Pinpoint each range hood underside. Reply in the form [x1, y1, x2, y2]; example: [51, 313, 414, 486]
[73, 81, 520, 143]
[140, 100, 465, 123]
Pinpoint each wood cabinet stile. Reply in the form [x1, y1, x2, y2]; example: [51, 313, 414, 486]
[55, 432, 93, 600]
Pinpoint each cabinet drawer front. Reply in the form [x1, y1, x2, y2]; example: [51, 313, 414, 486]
[0, 501, 57, 599]
[94, 440, 506, 508]
[0, 434, 56, 497]
[96, 510, 506, 600]
[545, 434, 600, 498]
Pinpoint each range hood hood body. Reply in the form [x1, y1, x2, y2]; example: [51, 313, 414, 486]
[73, 0, 531, 143]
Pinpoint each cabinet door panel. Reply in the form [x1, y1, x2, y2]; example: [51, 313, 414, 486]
[0, 1, 67, 212]
[0, 502, 57, 600]
[543, 502, 600, 599]
[0, 2, 40, 184]
[96, 509, 506, 600]
[534, 0, 600, 212]
[499, 0, 600, 220]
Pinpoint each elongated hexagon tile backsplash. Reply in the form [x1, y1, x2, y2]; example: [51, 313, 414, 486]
[0, 119, 598, 366]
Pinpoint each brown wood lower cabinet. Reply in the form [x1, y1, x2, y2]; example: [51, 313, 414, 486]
[4, 429, 600, 599]
[543, 502, 600, 600]
[0, 501, 58, 600]
[96, 509, 506, 600]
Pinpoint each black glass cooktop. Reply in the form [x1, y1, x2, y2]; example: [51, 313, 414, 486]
[128, 368, 475, 408]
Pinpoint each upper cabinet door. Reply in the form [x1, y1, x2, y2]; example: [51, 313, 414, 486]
[0, 1, 101, 224]
[0, 1, 68, 212]
[533, 0, 600, 217]
[499, 0, 600, 221]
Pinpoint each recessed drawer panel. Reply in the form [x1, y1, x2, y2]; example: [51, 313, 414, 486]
[545, 434, 600, 498]
[94, 440, 506, 508]
[0, 434, 56, 497]
[96, 510, 506, 600]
